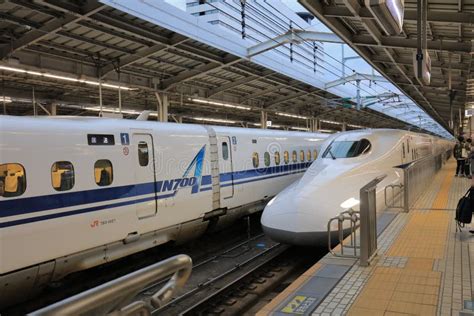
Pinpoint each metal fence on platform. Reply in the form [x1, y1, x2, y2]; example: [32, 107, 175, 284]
[385, 151, 449, 212]
[328, 175, 386, 267]
[31, 254, 192, 316]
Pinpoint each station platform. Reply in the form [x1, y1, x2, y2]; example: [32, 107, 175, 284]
[258, 159, 473, 316]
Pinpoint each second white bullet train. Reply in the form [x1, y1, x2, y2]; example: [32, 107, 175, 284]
[261, 129, 454, 246]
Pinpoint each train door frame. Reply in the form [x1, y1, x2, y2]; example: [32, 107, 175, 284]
[132, 133, 158, 219]
[401, 139, 407, 164]
[218, 136, 234, 199]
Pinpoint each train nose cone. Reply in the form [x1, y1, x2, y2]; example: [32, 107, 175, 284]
[261, 183, 328, 246]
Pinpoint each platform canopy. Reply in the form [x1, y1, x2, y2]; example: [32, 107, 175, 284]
[299, 0, 471, 137]
[0, 0, 451, 134]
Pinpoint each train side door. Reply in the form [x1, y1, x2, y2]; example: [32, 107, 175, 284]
[133, 133, 157, 219]
[218, 136, 234, 199]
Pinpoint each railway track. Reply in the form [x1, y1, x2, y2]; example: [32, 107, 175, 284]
[1, 215, 265, 315]
[149, 245, 322, 315]
[3, 213, 325, 316]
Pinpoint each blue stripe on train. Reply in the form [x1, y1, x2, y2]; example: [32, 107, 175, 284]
[0, 162, 312, 227]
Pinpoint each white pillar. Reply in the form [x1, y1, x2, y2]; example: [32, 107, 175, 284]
[162, 94, 169, 122]
[50, 103, 57, 116]
[260, 110, 267, 129]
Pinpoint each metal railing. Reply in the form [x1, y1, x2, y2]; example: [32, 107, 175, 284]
[384, 183, 404, 209]
[327, 208, 360, 258]
[385, 152, 447, 212]
[31, 254, 192, 316]
[328, 175, 386, 266]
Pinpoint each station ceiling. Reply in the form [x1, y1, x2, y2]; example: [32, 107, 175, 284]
[299, 0, 472, 133]
[0, 0, 425, 131]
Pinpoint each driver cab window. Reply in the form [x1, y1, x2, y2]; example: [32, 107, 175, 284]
[322, 138, 371, 158]
[0, 163, 26, 197]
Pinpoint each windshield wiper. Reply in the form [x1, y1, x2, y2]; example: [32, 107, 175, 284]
[327, 146, 336, 160]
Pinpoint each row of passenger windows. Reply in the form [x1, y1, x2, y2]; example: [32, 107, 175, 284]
[252, 149, 318, 168]
[0, 160, 114, 198]
[0, 141, 152, 198]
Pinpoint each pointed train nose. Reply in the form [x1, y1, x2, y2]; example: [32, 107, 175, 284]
[261, 185, 331, 246]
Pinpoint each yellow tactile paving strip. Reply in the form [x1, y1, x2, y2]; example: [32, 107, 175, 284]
[347, 164, 455, 316]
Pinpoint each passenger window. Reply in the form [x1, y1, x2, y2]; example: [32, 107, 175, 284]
[313, 150, 318, 160]
[307, 150, 311, 161]
[402, 143, 406, 159]
[222, 142, 229, 160]
[300, 150, 305, 162]
[292, 150, 297, 163]
[95, 160, 113, 186]
[0, 163, 26, 197]
[274, 151, 281, 165]
[138, 141, 149, 167]
[252, 152, 259, 168]
[51, 161, 74, 191]
[284, 151, 289, 164]
[264, 152, 271, 167]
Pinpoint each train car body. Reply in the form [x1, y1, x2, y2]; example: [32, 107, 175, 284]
[261, 129, 454, 246]
[0, 115, 327, 306]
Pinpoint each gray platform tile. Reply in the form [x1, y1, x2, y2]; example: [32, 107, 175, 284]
[319, 257, 357, 266]
[376, 212, 397, 235]
[314, 264, 351, 279]
[297, 276, 340, 297]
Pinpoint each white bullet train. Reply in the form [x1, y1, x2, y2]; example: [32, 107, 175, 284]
[0, 115, 327, 307]
[261, 129, 454, 246]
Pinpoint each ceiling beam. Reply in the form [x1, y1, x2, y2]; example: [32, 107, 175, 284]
[161, 55, 240, 90]
[372, 57, 467, 72]
[352, 35, 472, 53]
[323, 7, 474, 24]
[101, 34, 189, 76]
[0, 0, 105, 59]
[264, 91, 308, 108]
[207, 75, 258, 97]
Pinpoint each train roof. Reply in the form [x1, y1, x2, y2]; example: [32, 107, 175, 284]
[0, 115, 327, 139]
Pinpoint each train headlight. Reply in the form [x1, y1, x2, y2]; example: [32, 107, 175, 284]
[340, 197, 360, 209]
[267, 196, 276, 206]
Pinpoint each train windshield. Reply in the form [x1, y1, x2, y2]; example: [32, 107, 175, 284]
[322, 139, 371, 159]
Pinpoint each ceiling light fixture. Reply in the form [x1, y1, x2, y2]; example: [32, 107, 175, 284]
[347, 124, 365, 128]
[0, 96, 12, 103]
[0, 65, 135, 90]
[320, 119, 342, 125]
[291, 126, 310, 131]
[190, 98, 251, 111]
[191, 117, 237, 124]
[275, 112, 309, 120]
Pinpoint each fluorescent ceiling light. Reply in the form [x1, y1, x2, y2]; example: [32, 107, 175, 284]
[0, 96, 12, 103]
[192, 117, 236, 124]
[291, 127, 310, 131]
[320, 119, 342, 125]
[0, 65, 135, 91]
[190, 98, 251, 111]
[83, 106, 158, 117]
[347, 124, 365, 128]
[276, 112, 308, 120]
